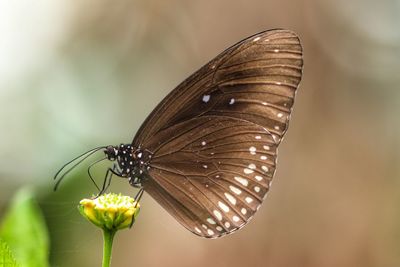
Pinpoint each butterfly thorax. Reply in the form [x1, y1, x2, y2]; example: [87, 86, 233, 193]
[104, 144, 152, 188]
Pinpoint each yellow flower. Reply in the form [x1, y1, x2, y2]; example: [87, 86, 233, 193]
[78, 193, 140, 231]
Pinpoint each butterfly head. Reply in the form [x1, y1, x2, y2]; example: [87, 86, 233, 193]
[104, 145, 119, 161]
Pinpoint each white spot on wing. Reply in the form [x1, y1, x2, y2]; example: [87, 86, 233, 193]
[216, 226, 223, 231]
[249, 146, 257, 155]
[213, 210, 222, 221]
[255, 135, 261, 139]
[218, 201, 230, 212]
[253, 36, 261, 42]
[260, 155, 267, 160]
[233, 216, 240, 222]
[234, 176, 248, 186]
[207, 229, 214, 235]
[229, 185, 242, 195]
[195, 227, 201, 233]
[229, 98, 235, 105]
[243, 168, 253, 174]
[201, 141, 206, 146]
[207, 218, 216, 225]
[263, 145, 270, 150]
[262, 166, 269, 172]
[225, 222, 231, 228]
[254, 186, 260, 193]
[202, 94, 211, 103]
[241, 208, 247, 215]
[224, 193, 236, 205]
[277, 113, 283, 118]
[245, 197, 253, 203]
[248, 163, 256, 170]
[274, 49, 279, 53]
[255, 175, 263, 181]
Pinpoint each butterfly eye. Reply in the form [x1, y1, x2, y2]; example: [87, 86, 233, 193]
[104, 146, 117, 160]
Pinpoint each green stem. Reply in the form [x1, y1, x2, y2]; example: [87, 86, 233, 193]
[102, 229, 116, 267]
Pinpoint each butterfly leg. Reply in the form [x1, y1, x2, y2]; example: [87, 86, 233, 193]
[128, 188, 144, 228]
[87, 159, 105, 191]
[104, 165, 120, 192]
[129, 188, 144, 228]
[134, 188, 144, 207]
[97, 165, 120, 196]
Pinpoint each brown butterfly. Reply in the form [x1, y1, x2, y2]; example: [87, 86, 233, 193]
[55, 29, 303, 238]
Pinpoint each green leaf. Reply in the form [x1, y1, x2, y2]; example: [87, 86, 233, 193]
[0, 239, 19, 267]
[0, 188, 49, 267]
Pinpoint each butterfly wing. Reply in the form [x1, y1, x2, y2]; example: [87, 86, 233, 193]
[134, 29, 303, 237]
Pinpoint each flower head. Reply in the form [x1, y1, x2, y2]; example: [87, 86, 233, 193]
[78, 193, 140, 231]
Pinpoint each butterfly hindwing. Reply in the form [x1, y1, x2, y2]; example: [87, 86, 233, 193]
[144, 117, 276, 238]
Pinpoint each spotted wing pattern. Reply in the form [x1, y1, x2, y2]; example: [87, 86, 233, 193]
[134, 29, 303, 238]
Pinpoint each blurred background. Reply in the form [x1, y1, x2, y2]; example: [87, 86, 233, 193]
[0, 0, 399, 266]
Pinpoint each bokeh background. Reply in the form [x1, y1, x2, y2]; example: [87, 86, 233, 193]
[1, 0, 399, 266]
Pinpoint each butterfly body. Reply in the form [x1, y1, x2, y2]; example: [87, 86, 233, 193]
[56, 29, 303, 238]
[104, 144, 151, 187]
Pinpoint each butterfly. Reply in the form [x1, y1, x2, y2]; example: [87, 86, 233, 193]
[54, 29, 303, 238]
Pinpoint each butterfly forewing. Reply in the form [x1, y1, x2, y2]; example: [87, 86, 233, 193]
[134, 29, 303, 238]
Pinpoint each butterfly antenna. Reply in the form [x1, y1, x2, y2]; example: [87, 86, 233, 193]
[53, 146, 106, 191]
